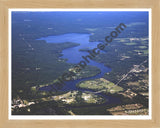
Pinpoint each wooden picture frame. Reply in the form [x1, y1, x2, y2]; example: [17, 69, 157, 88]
[0, 0, 160, 128]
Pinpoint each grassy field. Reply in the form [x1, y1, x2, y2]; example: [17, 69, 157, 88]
[77, 78, 123, 94]
[138, 46, 147, 49]
[124, 42, 137, 45]
[134, 49, 148, 55]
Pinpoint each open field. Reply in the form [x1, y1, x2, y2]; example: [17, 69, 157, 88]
[77, 78, 123, 94]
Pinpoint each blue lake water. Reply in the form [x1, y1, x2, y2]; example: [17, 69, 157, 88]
[37, 33, 121, 105]
[38, 33, 102, 63]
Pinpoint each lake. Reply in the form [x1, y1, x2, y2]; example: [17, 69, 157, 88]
[37, 33, 121, 105]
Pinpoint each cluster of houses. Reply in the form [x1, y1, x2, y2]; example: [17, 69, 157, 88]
[129, 38, 140, 42]
[53, 91, 102, 104]
[119, 89, 137, 99]
[11, 99, 35, 110]
[131, 65, 146, 73]
[53, 91, 77, 104]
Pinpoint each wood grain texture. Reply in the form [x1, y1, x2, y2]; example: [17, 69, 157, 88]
[0, 0, 160, 128]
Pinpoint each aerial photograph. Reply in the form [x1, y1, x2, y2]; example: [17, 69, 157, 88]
[11, 10, 150, 116]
